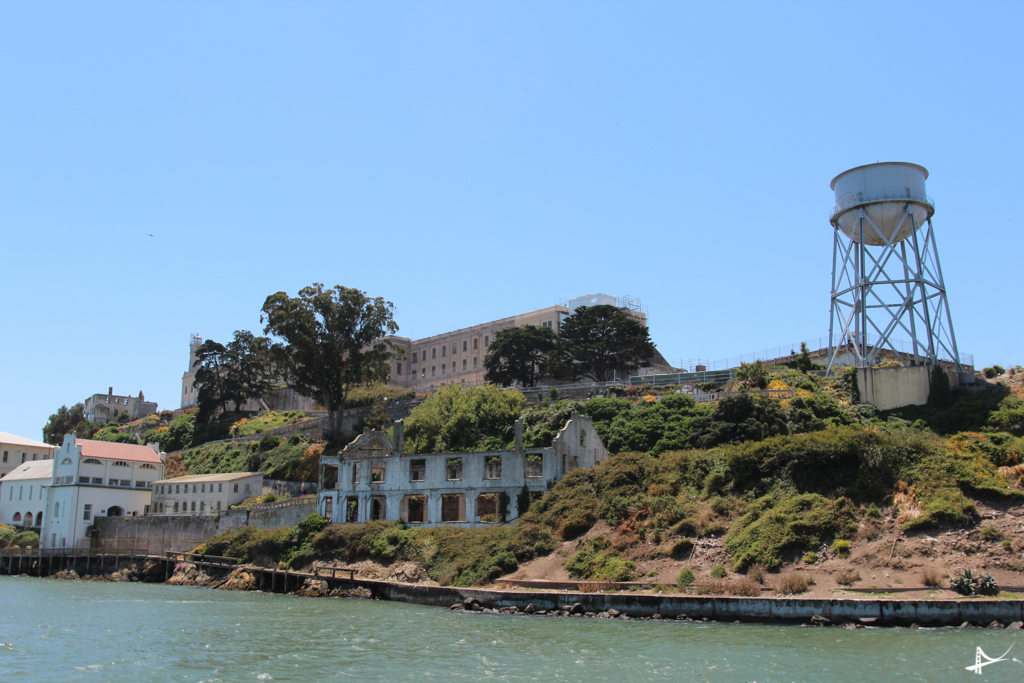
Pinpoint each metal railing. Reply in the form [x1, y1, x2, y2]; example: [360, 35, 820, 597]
[829, 190, 934, 221]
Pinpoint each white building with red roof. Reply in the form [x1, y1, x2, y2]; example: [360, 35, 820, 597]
[40, 435, 165, 549]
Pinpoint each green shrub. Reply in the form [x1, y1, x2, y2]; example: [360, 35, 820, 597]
[979, 526, 1004, 542]
[564, 542, 635, 582]
[346, 384, 416, 409]
[9, 531, 39, 548]
[993, 365, 1006, 376]
[724, 492, 858, 571]
[984, 367, 997, 379]
[864, 503, 881, 519]
[710, 564, 727, 579]
[831, 539, 851, 557]
[676, 567, 696, 587]
[950, 568, 999, 596]
[670, 538, 694, 557]
[0, 524, 15, 548]
[803, 551, 818, 564]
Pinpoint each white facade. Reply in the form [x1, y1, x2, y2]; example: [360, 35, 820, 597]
[0, 460, 52, 529]
[40, 435, 165, 549]
[0, 432, 56, 479]
[150, 472, 263, 516]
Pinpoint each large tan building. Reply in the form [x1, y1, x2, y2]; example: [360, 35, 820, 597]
[0, 432, 56, 479]
[382, 293, 662, 392]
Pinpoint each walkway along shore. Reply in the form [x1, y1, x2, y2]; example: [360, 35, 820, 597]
[3, 548, 1023, 628]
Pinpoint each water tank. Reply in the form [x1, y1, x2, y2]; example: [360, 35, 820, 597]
[829, 162, 934, 245]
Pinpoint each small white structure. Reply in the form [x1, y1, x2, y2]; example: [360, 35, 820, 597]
[83, 388, 158, 424]
[0, 460, 52, 529]
[41, 436, 165, 549]
[0, 432, 56, 479]
[150, 472, 264, 516]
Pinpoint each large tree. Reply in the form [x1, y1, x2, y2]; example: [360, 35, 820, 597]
[483, 325, 560, 387]
[261, 283, 400, 439]
[557, 304, 656, 382]
[193, 339, 231, 422]
[192, 330, 276, 422]
[42, 403, 99, 445]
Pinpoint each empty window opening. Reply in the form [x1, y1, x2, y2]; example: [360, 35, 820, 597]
[371, 463, 385, 483]
[580, 430, 587, 447]
[323, 497, 333, 520]
[473, 338, 478, 350]
[441, 494, 465, 523]
[463, 340, 467, 352]
[446, 457, 463, 481]
[525, 453, 543, 478]
[484, 455, 502, 480]
[442, 346, 446, 357]
[402, 495, 427, 524]
[346, 496, 359, 523]
[476, 493, 508, 523]
[370, 496, 387, 521]
[323, 464, 338, 490]
[410, 459, 426, 482]
[352, 462, 360, 485]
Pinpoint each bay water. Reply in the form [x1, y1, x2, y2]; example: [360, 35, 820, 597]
[1, 576, 1021, 682]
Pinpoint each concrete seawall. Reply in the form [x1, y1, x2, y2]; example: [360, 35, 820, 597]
[363, 581, 1024, 626]
[94, 498, 318, 554]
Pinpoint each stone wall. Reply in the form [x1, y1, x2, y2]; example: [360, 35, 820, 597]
[94, 497, 319, 554]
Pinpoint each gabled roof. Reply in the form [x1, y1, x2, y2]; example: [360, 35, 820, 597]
[340, 431, 396, 458]
[153, 472, 262, 485]
[0, 459, 53, 482]
[76, 439, 163, 465]
[0, 432, 55, 450]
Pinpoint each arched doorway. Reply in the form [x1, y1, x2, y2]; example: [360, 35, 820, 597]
[23, 512, 33, 527]
[36, 512, 42, 526]
[323, 498, 333, 520]
[107, 506, 124, 517]
[370, 497, 386, 521]
[13, 512, 22, 524]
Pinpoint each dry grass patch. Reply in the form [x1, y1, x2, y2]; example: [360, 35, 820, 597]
[921, 567, 944, 587]
[729, 578, 762, 596]
[777, 573, 811, 595]
[835, 569, 861, 586]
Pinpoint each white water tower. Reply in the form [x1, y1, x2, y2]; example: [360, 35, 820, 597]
[827, 162, 961, 371]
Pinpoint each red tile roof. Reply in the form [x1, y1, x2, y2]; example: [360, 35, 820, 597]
[77, 439, 163, 464]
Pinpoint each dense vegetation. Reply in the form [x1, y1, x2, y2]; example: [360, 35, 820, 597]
[197, 366, 1024, 586]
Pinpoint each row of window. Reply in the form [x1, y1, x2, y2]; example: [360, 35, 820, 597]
[410, 335, 490, 365]
[347, 455, 542, 485]
[331, 492, 510, 525]
[2, 450, 46, 463]
[154, 482, 248, 495]
[154, 500, 223, 513]
[80, 458, 156, 469]
[76, 476, 151, 488]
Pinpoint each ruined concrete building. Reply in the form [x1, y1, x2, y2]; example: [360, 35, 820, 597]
[317, 414, 608, 527]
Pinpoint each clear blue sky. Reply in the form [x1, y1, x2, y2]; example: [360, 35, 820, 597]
[2, 2, 1020, 439]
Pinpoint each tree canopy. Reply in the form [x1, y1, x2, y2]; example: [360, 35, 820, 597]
[558, 304, 655, 382]
[404, 384, 526, 454]
[193, 330, 277, 423]
[483, 325, 560, 387]
[42, 403, 99, 445]
[262, 283, 400, 438]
